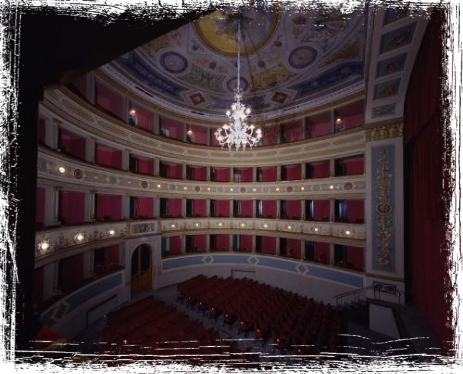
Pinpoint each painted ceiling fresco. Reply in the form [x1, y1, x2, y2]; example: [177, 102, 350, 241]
[107, 5, 367, 117]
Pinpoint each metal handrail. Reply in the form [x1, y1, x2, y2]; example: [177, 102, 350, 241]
[334, 284, 405, 307]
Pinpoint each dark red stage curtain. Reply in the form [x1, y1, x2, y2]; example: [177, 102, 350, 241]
[261, 125, 279, 146]
[192, 200, 207, 217]
[404, 10, 453, 349]
[235, 167, 253, 182]
[262, 200, 277, 218]
[311, 160, 330, 178]
[286, 238, 301, 259]
[282, 120, 303, 143]
[191, 235, 207, 252]
[313, 200, 330, 221]
[283, 164, 302, 181]
[59, 128, 86, 160]
[189, 166, 207, 181]
[95, 144, 123, 170]
[306, 112, 331, 138]
[260, 166, 277, 182]
[215, 200, 230, 217]
[346, 199, 364, 223]
[134, 155, 153, 175]
[345, 246, 363, 271]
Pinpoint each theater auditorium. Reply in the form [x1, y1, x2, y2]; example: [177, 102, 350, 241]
[12, 2, 454, 366]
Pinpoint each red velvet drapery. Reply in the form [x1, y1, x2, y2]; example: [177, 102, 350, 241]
[404, 10, 453, 348]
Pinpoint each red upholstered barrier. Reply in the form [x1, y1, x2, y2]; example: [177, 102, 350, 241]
[170, 236, 182, 254]
[212, 167, 230, 182]
[335, 101, 364, 131]
[314, 242, 330, 264]
[95, 194, 123, 221]
[285, 200, 301, 219]
[215, 234, 230, 251]
[59, 128, 86, 160]
[261, 125, 279, 146]
[59, 191, 85, 224]
[306, 112, 331, 138]
[191, 235, 207, 252]
[262, 200, 277, 218]
[282, 121, 303, 143]
[95, 144, 123, 169]
[261, 237, 276, 255]
[215, 200, 230, 217]
[136, 197, 154, 218]
[259, 166, 277, 182]
[283, 164, 302, 181]
[129, 102, 155, 133]
[160, 116, 183, 140]
[311, 160, 330, 178]
[346, 199, 364, 223]
[188, 125, 208, 145]
[313, 200, 330, 221]
[192, 199, 207, 217]
[95, 82, 124, 119]
[239, 235, 253, 252]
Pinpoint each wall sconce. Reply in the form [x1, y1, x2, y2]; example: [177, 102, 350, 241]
[74, 232, 85, 243]
[38, 238, 50, 252]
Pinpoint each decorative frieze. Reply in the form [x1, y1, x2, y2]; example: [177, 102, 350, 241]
[38, 148, 366, 198]
[365, 118, 403, 142]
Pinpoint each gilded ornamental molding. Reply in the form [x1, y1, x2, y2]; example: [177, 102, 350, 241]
[38, 147, 367, 199]
[364, 118, 404, 142]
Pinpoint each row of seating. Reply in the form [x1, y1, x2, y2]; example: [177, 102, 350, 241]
[99, 296, 253, 365]
[177, 275, 342, 354]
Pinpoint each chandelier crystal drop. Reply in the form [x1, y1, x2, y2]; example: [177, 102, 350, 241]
[214, 19, 263, 151]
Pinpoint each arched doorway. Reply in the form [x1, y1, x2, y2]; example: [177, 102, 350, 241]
[131, 244, 152, 296]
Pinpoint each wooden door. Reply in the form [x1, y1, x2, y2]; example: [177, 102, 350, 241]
[131, 245, 152, 296]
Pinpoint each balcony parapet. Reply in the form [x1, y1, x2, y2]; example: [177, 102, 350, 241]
[38, 147, 366, 198]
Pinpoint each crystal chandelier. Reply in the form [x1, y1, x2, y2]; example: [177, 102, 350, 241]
[214, 19, 263, 151]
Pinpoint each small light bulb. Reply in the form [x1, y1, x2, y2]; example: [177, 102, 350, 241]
[157, 184, 161, 188]
[218, 222, 223, 227]
[108, 229, 116, 236]
[276, 188, 280, 191]
[171, 224, 176, 228]
[230, 188, 234, 192]
[184, 186, 187, 190]
[329, 185, 334, 190]
[301, 187, 305, 191]
[345, 230, 351, 235]
[75, 232, 85, 242]
[241, 223, 245, 227]
[314, 227, 319, 232]
[58, 166, 66, 174]
[253, 188, 256, 192]
[39, 240, 50, 251]
[287, 225, 292, 230]
[207, 187, 211, 191]
[264, 224, 268, 228]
